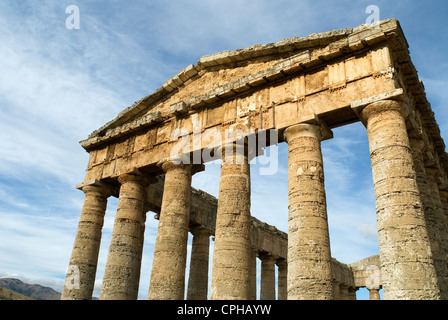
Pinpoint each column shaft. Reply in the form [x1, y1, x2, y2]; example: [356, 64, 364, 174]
[62, 183, 111, 300]
[249, 248, 258, 300]
[187, 226, 210, 300]
[369, 288, 381, 300]
[211, 142, 252, 300]
[260, 254, 276, 300]
[424, 167, 448, 298]
[100, 174, 147, 300]
[361, 100, 440, 300]
[277, 260, 287, 300]
[284, 122, 334, 300]
[439, 190, 448, 233]
[148, 162, 197, 300]
[333, 282, 341, 300]
[339, 285, 349, 300]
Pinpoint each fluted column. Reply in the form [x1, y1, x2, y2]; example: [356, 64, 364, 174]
[62, 181, 112, 300]
[360, 99, 440, 300]
[187, 226, 211, 300]
[211, 141, 252, 300]
[259, 253, 276, 300]
[100, 173, 148, 300]
[284, 122, 334, 300]
[148, 162, 204, 300]
[277, 259, 287, 300]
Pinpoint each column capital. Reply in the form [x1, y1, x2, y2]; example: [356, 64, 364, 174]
[360, 99, 410, 122]
[217, 139, 261, 163]
[351, 88, 405, 124]
[276, 258, 287, 268]
[189, 224, 212, 237]
[258, 252, 277, 262]
[118, 173, 143, 184]
[251, 246, 259, 256]
[157, 159, 205, 175]
[283, 118, 332, 143]
[76, 179, 113, 197]
[114, 168, 159, 191]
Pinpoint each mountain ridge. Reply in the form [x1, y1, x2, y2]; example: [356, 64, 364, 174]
[0, 278, 61, 300]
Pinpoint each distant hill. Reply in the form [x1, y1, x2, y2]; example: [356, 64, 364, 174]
[0, 278, 61, 300]
[0, 286, 35, 300]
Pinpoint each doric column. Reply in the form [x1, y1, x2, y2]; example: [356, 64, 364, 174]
[259, 253, 276, 300]
[148, 162, 204, 300]
[409, 139, 440, 251]
[61, 180, 112, 300]
[211, 141, 252, 300]
[332, 282, 341, 300]
[409, 137, 448, 299]
[249, 247, 258, 300]
[339, 285, 349, 300]
[348, 287, 357, 300]
[439, 189, 448, 229]
[369, 288, 381, 300]
[277, 259, 287, 300]
[284, 121, 334, 300]
[424, 167, 448, 299]
[360, 99, 440, 300]
[187, 225, 211, 300]
[100, 173, 148, 300]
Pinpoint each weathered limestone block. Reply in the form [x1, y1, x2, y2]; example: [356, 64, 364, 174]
[100, 173, 148, 300]
[148, 162, 203, 300]
[62, 181, 112, 300]
[211, 142, 252, 300]
[361, 100, 441, 300]
[186, 226, 211, 300]
[284, 122, 334, 300]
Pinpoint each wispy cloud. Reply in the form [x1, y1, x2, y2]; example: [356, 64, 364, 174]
[1, 1, 447, 301]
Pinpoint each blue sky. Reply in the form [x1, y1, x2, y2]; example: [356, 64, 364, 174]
[0, 1, 447, 300]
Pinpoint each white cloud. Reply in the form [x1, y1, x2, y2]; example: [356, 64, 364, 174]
[0, 0, 447, 300]
[357, 223, 378, 240]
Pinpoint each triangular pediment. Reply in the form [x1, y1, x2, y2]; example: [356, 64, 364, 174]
[84, 19, 405, 147]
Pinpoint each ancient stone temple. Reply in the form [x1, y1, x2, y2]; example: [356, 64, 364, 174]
[62, 19, 448, 300]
